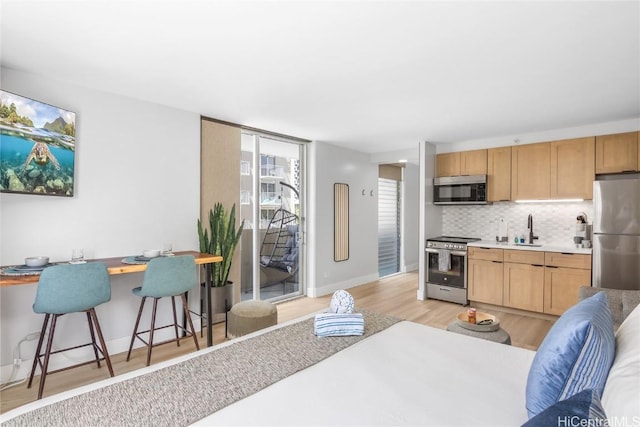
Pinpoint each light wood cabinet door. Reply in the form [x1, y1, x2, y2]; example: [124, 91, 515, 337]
[436, 152, 461, 177]
[468, 247, 503, 262]
[460, 149, 487, 175]
[544, 267, 591, 315]
[503, 262, 545, 312]
[550, 137, 595, 200]
[595, 132, 639, 173]
[487, 147, 511, 201]
[511, 142, 550, 200]
[544, 252, 591, 270]
[468, 259, 504, 305]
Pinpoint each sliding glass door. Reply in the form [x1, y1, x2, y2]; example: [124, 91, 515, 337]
[239, 132, 305, 301]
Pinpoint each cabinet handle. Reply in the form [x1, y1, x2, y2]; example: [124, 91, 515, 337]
[492, 261, 503, 264]
[560, 253, 574, 255]
[532, 264, 544, 267]
[546, 265, 559, 269]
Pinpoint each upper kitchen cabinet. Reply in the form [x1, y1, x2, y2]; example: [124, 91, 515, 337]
[436, 152, 460, 177]
[550, 137, 595, 199]
[460, 149, 487, 175]
[436, 149, 487, 177]
[487, 146, 511, 201]
[595, 132, 639, 174]
[511, 142, 550, 200]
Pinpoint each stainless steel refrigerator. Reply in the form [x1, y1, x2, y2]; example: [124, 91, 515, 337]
[592, 174, 640, 290]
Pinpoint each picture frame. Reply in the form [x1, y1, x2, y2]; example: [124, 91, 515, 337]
[0, 90, 76, 197]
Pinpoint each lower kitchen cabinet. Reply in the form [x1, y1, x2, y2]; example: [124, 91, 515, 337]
[468, 247, 592, 316]
[503, 262, 545, 312]
[468, 258, 504, 305]
[544, 267, 592, 315]
[543, 252, 592, 315]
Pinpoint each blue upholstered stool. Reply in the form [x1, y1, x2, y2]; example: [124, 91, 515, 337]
[126, 255, 200, 366]
[28, 262, 114, 399]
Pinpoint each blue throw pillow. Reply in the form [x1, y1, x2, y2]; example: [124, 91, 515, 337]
[522, 389, 607, 427]
[525, 292, 615, 418]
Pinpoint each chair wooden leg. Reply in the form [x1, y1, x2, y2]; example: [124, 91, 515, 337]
[171, 296, 180, 347]
[181, 294, 200, 351]
[89, 308, 114, 377]
[37, 314, 59, 399]
[86, 311, 101, 368]
[28, 314, 50, 389]
[146, 298, 159, 366]
[127, 297, 146, 362]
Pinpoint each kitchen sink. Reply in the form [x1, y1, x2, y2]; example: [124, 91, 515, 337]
[513, 243, 543, 247]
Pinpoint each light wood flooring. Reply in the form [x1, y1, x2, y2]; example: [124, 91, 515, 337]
[0, 272, 554, 414]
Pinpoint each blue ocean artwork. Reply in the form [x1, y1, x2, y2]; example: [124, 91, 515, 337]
[0, 90, 76, 196]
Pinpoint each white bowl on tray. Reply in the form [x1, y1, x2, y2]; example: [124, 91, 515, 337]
[142, 249, 160, 258]
[25, 256, 50, 267]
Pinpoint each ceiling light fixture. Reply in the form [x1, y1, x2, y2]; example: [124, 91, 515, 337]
[398, 159, 408, 163]
[515, 199, 584, 203]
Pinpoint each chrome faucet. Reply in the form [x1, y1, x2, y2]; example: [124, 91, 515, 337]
[528, 214, 538, 244]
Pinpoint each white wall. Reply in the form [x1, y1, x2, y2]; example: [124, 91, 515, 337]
[418, 141, 441, 299]
[0, 67, 200, 377]
[308, 142, 379, 297]
[401, 163, 419, 272]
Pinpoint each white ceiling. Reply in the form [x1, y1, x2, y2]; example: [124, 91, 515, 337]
[1, 1, 639, 155]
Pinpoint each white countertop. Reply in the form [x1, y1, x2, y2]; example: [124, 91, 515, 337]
[467, 240, 592, 255]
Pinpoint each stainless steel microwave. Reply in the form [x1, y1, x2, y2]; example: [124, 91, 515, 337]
[433, 175, 488, 205]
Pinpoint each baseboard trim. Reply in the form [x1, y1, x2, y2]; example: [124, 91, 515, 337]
[308, 273, 380, 298]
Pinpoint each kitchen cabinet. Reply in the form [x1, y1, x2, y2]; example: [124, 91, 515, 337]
[468, 246, 592, 316]
[468, 247, 503, 305]
[436, 149, 487, 177]
[460, 149, 487, 175]
[436, 152, 460, 177]
[503, 261, 545, 312]
[487, 147, 511, 201]
[543, 253, 592, 315]
[595, 132, 639, 174]
[550, 137, 595, 200]
[503, 250, 545, 312]
[511, 142, 550, 200]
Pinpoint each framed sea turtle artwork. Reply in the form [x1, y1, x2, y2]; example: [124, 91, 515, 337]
[0, 90, 76, 197]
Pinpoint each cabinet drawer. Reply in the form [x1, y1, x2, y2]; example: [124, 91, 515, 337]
[545, 252, 592, 269]
[468, 247, 503, 262]
[504, 250, 545, 265]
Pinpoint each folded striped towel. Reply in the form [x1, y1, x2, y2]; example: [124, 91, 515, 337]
[314, 313, 365, 337]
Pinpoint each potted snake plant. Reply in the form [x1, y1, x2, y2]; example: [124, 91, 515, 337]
[197, 202, 244, 317]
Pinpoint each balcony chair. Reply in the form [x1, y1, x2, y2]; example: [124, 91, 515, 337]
[28, 262, 114, 399]
[126, 255, 200, 366]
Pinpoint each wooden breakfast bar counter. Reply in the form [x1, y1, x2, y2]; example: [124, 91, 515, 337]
[0, 251, 223, 347]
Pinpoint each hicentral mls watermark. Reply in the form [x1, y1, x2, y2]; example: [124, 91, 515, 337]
[556, 416, 640, 427]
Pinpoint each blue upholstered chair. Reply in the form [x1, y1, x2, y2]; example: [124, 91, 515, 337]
[28, 262, 114, 399]
[126, 255, 200, 366]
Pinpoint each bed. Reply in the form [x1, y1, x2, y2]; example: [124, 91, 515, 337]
[2, 296, 638, 427]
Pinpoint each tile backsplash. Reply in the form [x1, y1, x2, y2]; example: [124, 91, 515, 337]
[442, 201, 594, 246]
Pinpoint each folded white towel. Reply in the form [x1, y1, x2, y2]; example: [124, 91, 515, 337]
[438, 249, 451, 272]
[314, 313, 364, 337]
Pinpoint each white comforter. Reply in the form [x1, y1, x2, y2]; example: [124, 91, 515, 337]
[198, 321, 535, 426]
[2, 320, 536, 426]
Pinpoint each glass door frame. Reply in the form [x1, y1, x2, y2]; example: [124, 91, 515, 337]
[243, 131, 307, 302]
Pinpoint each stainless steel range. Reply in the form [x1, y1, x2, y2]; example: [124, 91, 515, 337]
[425, 236, 480, 305]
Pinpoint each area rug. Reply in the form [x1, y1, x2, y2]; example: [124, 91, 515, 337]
[4, 310, 400, 427]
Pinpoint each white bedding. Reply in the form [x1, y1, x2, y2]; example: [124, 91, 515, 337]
[199, 321, 535, 426]
[1, 320, 536, 426]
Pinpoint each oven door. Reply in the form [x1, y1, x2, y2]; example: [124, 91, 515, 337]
[426, 248, 466, 288]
